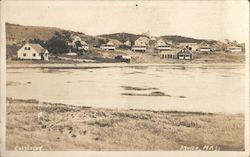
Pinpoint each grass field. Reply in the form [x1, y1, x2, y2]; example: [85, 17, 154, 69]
[6, 98, 244, 151]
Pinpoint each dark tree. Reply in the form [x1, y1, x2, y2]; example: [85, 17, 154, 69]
[46, 32, 69, 53]
[62, 31, 72, 43]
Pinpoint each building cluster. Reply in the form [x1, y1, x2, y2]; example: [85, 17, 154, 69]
[16, 34, 243, 61]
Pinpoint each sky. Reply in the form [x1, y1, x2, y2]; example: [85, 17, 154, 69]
[4, 0, 249, 42]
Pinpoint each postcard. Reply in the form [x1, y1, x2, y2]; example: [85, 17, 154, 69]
[0, 0, 249, 157]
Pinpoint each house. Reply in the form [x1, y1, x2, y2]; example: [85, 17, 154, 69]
[124, 40, 131, 46]
[78, 41, 89, 51]
[179, 43, 199, 52]
[150, 36, 157, 41]
[131, 37, 149, 52]
[226, 46, 242, 52]
[160, 50, 177, 59]
[17, 43, 49, 60]
[166, 41, 174, 46]
[155, 39, 172, 52]
[199, 41, 212, 52]
[69, 35, 89, 51]
[210, 42, 222, 51]
[134, 37, 150, 46]
[100, 41, 116, 51]
[177, 47, 193, 60]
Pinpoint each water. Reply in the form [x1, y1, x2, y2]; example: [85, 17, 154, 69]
[6, 64, 246, 113]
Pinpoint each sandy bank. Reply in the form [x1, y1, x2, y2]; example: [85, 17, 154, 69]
[6, 98, 244, 151]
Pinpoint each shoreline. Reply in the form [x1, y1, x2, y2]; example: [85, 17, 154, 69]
[6, 97, 244, 151]
[6, 61, 245, 69]
[6, 97, 244, 115]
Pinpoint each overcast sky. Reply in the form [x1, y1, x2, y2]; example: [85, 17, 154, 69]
[5, 0, 249, 42]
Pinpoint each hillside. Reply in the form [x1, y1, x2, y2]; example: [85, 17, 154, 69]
[99, 33, 148, 44]
[6, 23, 123, 47]
[160, 35, 217, 44]
[160, 35, 202, 43]
[6, 23, 67, 45]
[99, 33, 218, 45]
[6, 23, 219, 46]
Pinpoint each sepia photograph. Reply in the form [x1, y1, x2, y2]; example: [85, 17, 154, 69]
[0, 0, 249, 156]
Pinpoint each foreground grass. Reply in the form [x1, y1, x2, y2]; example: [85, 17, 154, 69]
[6, 98, 244, 151]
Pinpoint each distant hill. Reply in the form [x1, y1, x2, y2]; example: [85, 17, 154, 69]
[6, 23, 67, 45]
[160, 35, 203, 43]
[160, 35, 217, 44]
[6, 23, 218, 46]
[99, 33, 217, 45]
[99, 33, 148, 44]
[6, 23, 123, 47]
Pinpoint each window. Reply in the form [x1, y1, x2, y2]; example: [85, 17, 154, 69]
[23, 53, 26, 57]
[33, 53, 36, 57]
[25, 47, 30, 50]
[168, 54, 172, 58]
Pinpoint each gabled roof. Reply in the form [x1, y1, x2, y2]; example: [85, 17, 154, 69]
[136, 36, 149, 41]
[107, 41, 114, 45]
[159, 49, 178, 54]
[156, 39, 166, 46]
[177, 47, 193, 54]
[28, 43, 47, 54]
[81, 41, 88, 45]
[228, 43, 240, 47]
[70, 34, 80, 39]
[227, 45, 241, 48]
[199, 41, 210, 46]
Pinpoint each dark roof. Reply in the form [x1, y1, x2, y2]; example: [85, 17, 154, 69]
[177, 47, 193, 54]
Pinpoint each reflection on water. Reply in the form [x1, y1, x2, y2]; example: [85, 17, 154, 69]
[6, 64, 246, 113]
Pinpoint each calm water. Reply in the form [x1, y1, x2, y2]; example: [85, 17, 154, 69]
[6, 64, 246, 113]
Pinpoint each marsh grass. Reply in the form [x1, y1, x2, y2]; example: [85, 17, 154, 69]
[6, 98, 244, 151]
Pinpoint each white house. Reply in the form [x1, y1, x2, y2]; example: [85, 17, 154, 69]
[134, 37, 149, 46]
[150, 36, 157, 41]
[131, 37, 149, 52]
[69, 35, 89, 51]
[78, 40, 89, 51]
[227, 46, 242, 52]
[100, 41, 116, 51]
[179, 43, 199, 52]
[17, 43, 49, 60]
[155, 39, 172, 52]
[124, 40, 132, 46]
[199, 41, 212, 52]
